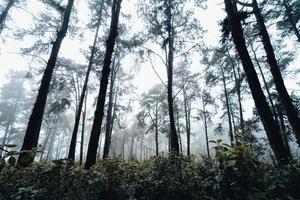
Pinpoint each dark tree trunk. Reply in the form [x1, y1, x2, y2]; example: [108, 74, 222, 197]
[253, 0, 300, 145]
[68, 1, 104, 161]
[283, 0, 300, 43]
[183, 87, 191, 155]
[17, 0, 74, 167]
[220, 63, 234, 146]
[85, 0, 122, 169]
[79, 92, 87, 165]
[102, 56, 117, 159]
[166, 0, 179, 153]
[155, 125, 159, 156]
[174, 100, 183, 153]
[202, 101, 210, 159]
[224, 0, 291, 164]
[140, 132, 144, 161]
[0, 0, 15, 34]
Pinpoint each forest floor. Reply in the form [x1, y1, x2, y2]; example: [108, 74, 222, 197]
[1, 144, 300, 200]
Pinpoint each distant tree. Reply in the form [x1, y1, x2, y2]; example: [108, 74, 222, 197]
[197, 90, 215, 158]
[139, 84, 167, 156]
[139, 0, 204, 153]
[0, 71, 28, 156]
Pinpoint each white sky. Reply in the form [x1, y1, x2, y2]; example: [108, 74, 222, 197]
[1, 0, 300, 154]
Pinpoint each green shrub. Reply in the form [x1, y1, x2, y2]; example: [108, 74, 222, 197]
[1, 145, 300, 200]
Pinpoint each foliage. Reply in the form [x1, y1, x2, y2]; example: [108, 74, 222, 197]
[1, 145, 300, 200]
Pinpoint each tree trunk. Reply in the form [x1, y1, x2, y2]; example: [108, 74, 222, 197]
[253, 0, 300, 145]
[282, 0, 300, 43]
[183, 87, 191, 155]
[175, 101, 182, 154]
[155, 125, 159, 156]
[220, 63, 234, 146]
[250, 42, 280, 125]
[39, 124, 52, 161]
[68, 1, 104, 161]
[224, 0, 291, 164]
[0, 0, 15, 34]
[140, 132, 144, 161]
[166, 0, 179, 153]
[17, 0, 74, 167]
[85, 0, 122, 169]
[231, 57, 244, 131]
[203, 101, 211, 159]
[79, 92, 87, 165]
[129, 136, 135, 159]
[102, 55, 117, 159]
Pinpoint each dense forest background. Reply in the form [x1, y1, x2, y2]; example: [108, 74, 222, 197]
[1, 0, 300, 199]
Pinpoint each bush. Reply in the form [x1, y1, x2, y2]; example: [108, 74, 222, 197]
[1, 144, 300, 200]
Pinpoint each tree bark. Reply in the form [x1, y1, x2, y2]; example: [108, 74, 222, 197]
[85, 0, 122, 169]
[166, 0, 179, 153]
[102, 55, 117, 159]
[176, 106, 183, 153]
[17, 0, 74, 167]
[224, 0, 291, 164]
[79, 91, 87, 165]
[183, 87, 191, 155]
[68, 1, 104, 161]
[253, 0, 300, 145]
[202, 100, 211, 158]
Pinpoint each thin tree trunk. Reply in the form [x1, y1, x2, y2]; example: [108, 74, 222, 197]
[79, 91, 87, 165]
[46, 130, 56, 162]
[68, 1, 104, 161]
[102, 56, 117, 159]
[155, 125, 159, 156]
[202, 101, 210, 158]
[39, 124, 52, 161]
[166, 0, 179, 153]
[176, 109, 183, 154]
[253, 0, 300, 145]
[140, 132, 144, 161]
[220, 63, 234, 146]
[250, 43, 280, 125]
[85, 0, 122, 169]
[0, 0, 15, 34]
[224, 0, 291, 164]
[183, 87, 191, 155]
[174, 100, 182, 153]
[18, 0, 74, 167]
[129, 136, 135, 159]
[236, 63, 244, 131]
[227, 51, 244, 131]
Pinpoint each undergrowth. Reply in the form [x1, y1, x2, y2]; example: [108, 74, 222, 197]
[1, 142, 300, 200]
